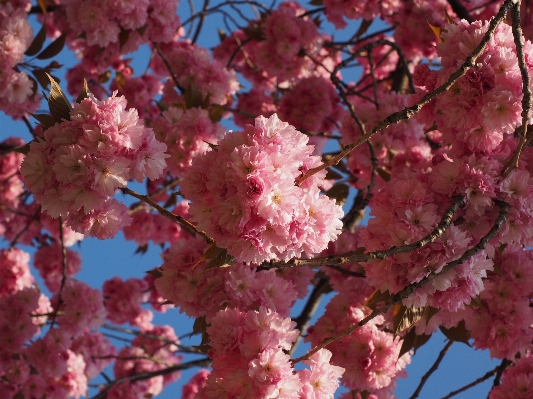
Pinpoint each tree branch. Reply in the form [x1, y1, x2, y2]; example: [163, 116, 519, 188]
[120, 187, 214, 244]
[90, 358, 211, 399]
[410, 340, 454, 399]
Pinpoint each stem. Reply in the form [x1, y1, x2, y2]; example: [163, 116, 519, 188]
[410, 340, 454, 399]
[121, 187, 214, 244]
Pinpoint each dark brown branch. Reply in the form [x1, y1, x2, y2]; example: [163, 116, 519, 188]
[502, 0, 533, 176]
[192, 0, 210, 44]
[297, 0, 514, 185]
[90, 358, 211, 399]
[153, 43, 184, 93]
[289, 278, 330, 356]
[410, 340, 454, 399]
[487, 358, 510, 398]
[392, 200, 509, 304]
[440, 365, 503, 399]
[101, 323, 204, 354]
[324, 264, 365, 278]
[271, 195, 465, 269]
[121, 187, 214, 244]
[49, 217, 68, 328]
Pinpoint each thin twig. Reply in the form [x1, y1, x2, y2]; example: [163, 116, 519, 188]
[49, 217, 68, 329]
[121, 187, 214, 244]
[440, 365, 502, 399]
[153, 43, 184, 93]
[487, 358, 510, 398]
[192, 0, 210, 44]
[289, 278, 330, 356]
[410, 340, 454, 399]
[270, 195, 465, 269]
[90, 358, 211, 399]
[502, 0, 533, 176]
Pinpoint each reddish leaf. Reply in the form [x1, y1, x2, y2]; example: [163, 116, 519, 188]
[37, 32, 66, 59]
[25, 24, 47, 56]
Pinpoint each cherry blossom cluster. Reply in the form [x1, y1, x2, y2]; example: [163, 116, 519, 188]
[278, 76, 342, 134]
[33, 243, 82, 292]
[0, 247, 33, 296]
[196, 307, 344, 398]
[341, 90, 429, 189]
[103, 276, 153, 329]
[415, 19, 528, 154]
[154, 235, 313, 321]
[62, 0, 180, 48]
[307, 278, 410, 395]
[151, 107, 225, 176]
[359, 18, 533, 316]
[107, 325, 182, 399]
[123, 202, 190, 247]
[322, 0, 400, 29]
[181, 114, 343, 263]
[0, 255, 114, 399]
[464, 245, 533, 359]
[0, 3, 40, 118]
[214, 2, 329, 88]
[20, 92, 169, 239]
[0, 138, 25, 213]
[153, 40, 239, 106]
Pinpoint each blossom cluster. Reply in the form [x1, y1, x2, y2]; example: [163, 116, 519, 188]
[154, 235, 313, 321]
[107, 325, 182, 399]
[181, 114, 343, 264]
[63, 0, 180, 48]
[0, 3, 40, 118]
[197, 307, 344, 398]
[153, 40, 239, 106]
[307, 279, 410, 394]
[20, 92, 169, 239]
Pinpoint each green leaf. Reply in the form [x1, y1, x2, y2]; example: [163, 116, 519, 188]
[37, 32, 66, 59]
[325, 183, 349, 206]
[75, 79, 91, 104]
[392, 304, 426, 336]
[25, 23, 47, 56]
[399, 328, 432, 358]
[45, 72, 72, 123]
[31, 113, 56, 129]
[440, 320, 471, 346]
